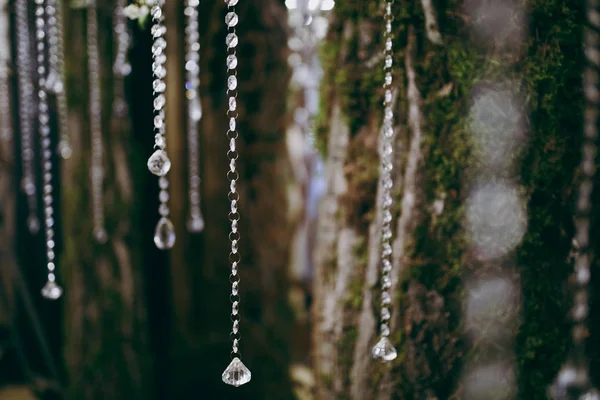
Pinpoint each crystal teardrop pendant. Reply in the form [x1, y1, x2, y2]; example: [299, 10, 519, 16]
[41, 280, 63, 300]
[147, 149, 171, 176]
[187, 215, 205, 233]
[222, 357, 251, 387]
[371, 336, 397, 361]
[154, 217, 175, 250]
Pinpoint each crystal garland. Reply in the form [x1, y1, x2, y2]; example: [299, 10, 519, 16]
[146, 1, 175, 250]
[15, 0, 40, 234]
[87, 1, 107, 243]
[184, 0, 206, 233]
[221, 0, 251, 387]
[112, 0, 131, 119]
[46, 0, 72, 159]
[371, 0, 398, 362]
[549, 0, 600, 398]
[34, 0, 63, 300]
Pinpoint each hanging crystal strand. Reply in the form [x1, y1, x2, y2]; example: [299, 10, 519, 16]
[371, 0, 397, 362]
[0, 13, 11, 145]
[15, 0, 41, 234]
[112, 0, 131, 119]
[185, 0, 205, 233]
[549, 0, 600, 398]
[87, 1, 107, 244]
[221, 0, 251, 388]
[147, 1, 175, 250]
[46, 0, 72, 159]
[34, 0, 62, 300]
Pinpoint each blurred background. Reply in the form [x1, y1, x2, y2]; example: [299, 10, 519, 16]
[0, 0, 599, 399]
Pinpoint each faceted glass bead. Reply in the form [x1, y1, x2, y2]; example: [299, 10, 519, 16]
[381, 307, 390, 320]
[385, 72, 392, 85]
[226, 33, 238, 48]
[222, 357, 251, 387]
[372, 336, 397, 361]
[225, 0, 239, 6]
[229, 97, 237, 111]
[154, 217, 176, 250]
[385, 55, 393, 68]
[151, 24, 166, 37]
[228, 75, 238, 90]
[225, 12, 238, 27]
[147, 150, 171, 176]
[41, 280, 63, 300]
[227, 55, 238, 69]
[187, 215, 205, 233]
[154, 94, 166, 110]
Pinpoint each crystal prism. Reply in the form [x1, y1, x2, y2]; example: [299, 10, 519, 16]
[147, 150, 171, 176]
[154, 217, 176, 250]
[222, 357, 251, 387]
[371, 336, 397, 361]
[41, 281, 63, 300]
[187, 216, 205, 233]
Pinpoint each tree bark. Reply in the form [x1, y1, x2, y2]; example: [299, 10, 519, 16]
[313, 0, 586, 399]
[61, 4, 152, 399]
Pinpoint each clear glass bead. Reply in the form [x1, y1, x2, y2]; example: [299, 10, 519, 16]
[154, 217, 176, 250]
[225, 0, 239, 6]
[226, 55, 238, 69]
[382, 291, 391, 305]
[152, 38, 167, 54]
[228, 75, 238, 90]
[27, 216, 40, 234]
[381, 307, 390, 320]
[385, 38, 392, 51]
[147, 149, 171, 176]
[226, 12, 238, 27]
[371, 336, 397, 361]
[58, 140, 73, 159]
[385, 55, 392, 69]
[226, 33, 238, 48]
[41, 280, 63, 300]
[187, 215, 205, 233]
[222, 357, 251, 387]
[229, 117, 236, 131]
[151, 24, 166, 37]
[45, 69, 63, 94]
[159, 177, 169, 189]
[189, 99, 203, 121]
[94, 228, 108, 244]
[154, 94, 166, 110]
[153, 80, 166, 93]
[229, 97, 237, 111]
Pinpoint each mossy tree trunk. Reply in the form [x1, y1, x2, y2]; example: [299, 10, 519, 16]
[61, 3, 152, 399]
[313, 1, 587, 399]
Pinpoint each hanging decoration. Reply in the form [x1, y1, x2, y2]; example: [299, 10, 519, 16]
[146, 0, 176, 250]
[371, 0, 397, 362]
[34, 0, 62, 300]
[549, 0, 600, 397]
[15, 0, 40, 234]
[46, 0, 72, 159]
[220, 0, 252, 387]
[112, 0, 131, 119]
[87, 0, 107, 243]
[185, 0, 206, 233]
